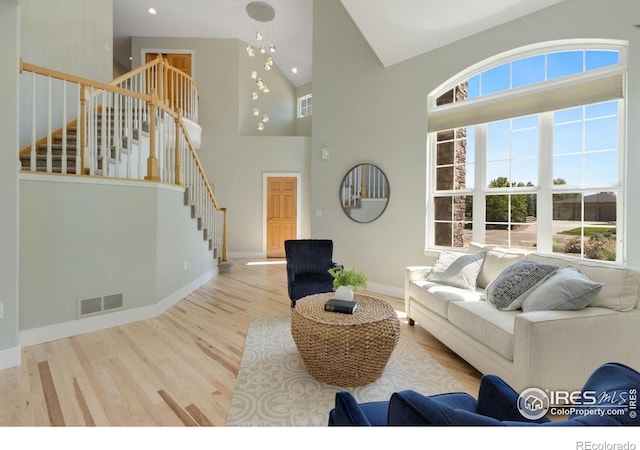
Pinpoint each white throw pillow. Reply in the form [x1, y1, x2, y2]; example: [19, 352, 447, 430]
[476, 247, 527, 289]
[426, 252, 485, 291]
[521, 266, 604, 312]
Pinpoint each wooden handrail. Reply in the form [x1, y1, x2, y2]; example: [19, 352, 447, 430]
[109, 57, 163, 87]
[176, 115, 227, 261]
[165, 63, 199, 89]
[178, 117, 219, 210]
[20, 60, 150, 102]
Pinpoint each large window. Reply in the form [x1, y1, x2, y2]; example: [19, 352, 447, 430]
[427, 40, 626, 262]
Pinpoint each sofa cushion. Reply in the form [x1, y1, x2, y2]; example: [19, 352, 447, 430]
[527, 253, 640, 312]
[484, 260, 558, 310]
[522, 266, 604, 312]
[410, 279, 483, 319]
[448, 301, 517, 361]
[425, 251, 485, 290]
[476, 247, 527, 289]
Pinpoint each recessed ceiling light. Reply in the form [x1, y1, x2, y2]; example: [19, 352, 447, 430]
[291, 67, 298, 74]
[148, 7, 157, 15]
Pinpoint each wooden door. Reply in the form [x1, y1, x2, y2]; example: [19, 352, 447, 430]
[267, 177, 297, 258]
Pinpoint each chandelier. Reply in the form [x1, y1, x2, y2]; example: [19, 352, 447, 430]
[246, 1, 276, 131]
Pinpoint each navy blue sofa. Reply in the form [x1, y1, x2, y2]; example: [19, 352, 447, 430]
[328, 362, 640, 426]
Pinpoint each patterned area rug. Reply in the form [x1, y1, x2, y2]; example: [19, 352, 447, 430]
[226, 315, 464, 426]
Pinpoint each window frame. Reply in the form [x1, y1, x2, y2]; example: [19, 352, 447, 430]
[426, 39, 627, 263]
[297, 93, 312, 118]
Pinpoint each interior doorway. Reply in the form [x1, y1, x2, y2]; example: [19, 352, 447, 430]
[265, 175, 299, 258]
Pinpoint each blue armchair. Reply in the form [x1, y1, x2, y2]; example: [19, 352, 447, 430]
[284, 239, 340, 308]
[329, 362, 640, 426]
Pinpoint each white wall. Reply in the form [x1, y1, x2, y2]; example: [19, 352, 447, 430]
[20, 0, 112, 81]
[19, 177, 216, 331]
[311, 0, 640, 291]
[131, 37, 312, 256]
[18, 0, 113, 151]
[0, 0, 21, 368]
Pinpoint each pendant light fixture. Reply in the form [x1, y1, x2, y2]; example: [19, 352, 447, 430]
[246, 2, 276, 131]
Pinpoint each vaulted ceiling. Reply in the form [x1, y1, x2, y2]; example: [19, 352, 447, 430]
[113, 0, 565, 87]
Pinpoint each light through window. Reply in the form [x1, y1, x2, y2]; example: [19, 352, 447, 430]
[427, 41, 625, 262]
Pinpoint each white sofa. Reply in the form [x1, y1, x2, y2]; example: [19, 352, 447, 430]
[405, 244, 640, 392]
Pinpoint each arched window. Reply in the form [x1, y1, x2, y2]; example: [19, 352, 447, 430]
[426, 40, 626, 262]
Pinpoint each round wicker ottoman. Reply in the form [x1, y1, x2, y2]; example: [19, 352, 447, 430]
[291, 293, 400, 387]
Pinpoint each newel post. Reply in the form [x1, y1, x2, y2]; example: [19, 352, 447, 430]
[221, 207, 228, 262]
[145, 88, 161, 181]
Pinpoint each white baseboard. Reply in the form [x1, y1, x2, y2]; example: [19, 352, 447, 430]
[0, 345, 21, 371]
[365, 282, 404, 299]
[20, 269, 217, 348]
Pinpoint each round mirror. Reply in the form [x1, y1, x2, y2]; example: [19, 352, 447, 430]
[340, 163, 390, 223]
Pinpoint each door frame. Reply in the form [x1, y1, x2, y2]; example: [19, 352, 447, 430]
[263, 173, 302, 257]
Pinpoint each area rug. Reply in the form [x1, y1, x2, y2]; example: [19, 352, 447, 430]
[226, 315, 464, 426]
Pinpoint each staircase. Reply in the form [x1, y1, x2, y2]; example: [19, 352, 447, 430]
[20, 126, 80, 174]
[19, 58, 230, 268]
[19, 108, 149, 176]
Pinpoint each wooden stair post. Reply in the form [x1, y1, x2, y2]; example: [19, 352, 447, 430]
[145, 88, 161, 181]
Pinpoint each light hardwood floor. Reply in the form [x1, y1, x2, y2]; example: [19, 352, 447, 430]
[0, 259, 481, 426]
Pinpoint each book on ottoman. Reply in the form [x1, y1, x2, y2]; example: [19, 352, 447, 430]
[324, 298, 357, 314]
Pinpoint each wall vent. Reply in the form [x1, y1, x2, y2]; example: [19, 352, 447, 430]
[80, 297, 102, 316]
[78, 294, 124, 317]
[103, 293, 124, 311]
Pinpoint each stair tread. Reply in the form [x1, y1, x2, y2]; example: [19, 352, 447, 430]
[21, 154, 77, 161]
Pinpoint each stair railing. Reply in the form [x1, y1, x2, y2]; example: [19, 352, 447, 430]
[110, 54, 198, 122]
[19, 59, 226, 262]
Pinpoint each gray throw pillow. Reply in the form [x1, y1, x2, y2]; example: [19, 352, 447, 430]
[426, 252, 485, 291]
[522, 266, 604, 312]
[485, 260, 558, 310]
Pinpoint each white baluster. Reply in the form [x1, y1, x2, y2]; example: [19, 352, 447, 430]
[47, 76, 52, 173]
[62, 81, 67, 174]
[114, 93, 120, 178]
[76, 84, 81, 175]
[30, 72, 36, 172]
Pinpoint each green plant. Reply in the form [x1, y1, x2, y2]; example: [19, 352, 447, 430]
[564, 236, 582, 254]
[585, 234, 616, 261]
[328, 266, 368, 291]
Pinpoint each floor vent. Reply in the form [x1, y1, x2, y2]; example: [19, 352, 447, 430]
[78, 294, 124, 317]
